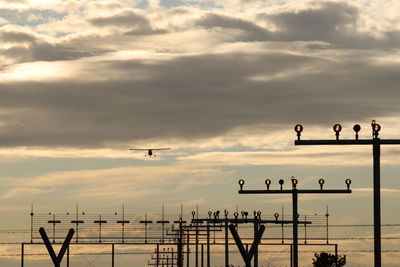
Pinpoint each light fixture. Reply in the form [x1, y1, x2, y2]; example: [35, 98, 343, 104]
[191, 211, 196, 219]
[294, 124, 303, 140]
[318, 178, 325, 190]
[333, 124, 342, 140]
[353, 124, 361, 140]
[345, 178, 352, 190]
[265, 179, 271, 190]
[279, 179, 284, 190]
[238, 179, 245, 190]
[224, 209, 229, 218]
[208, 211, 212, 219]
[291, 176, 298, 188]
[274, 213, 279, 220]
[373, 123, 381, 138]
[234, 212, 239, 219]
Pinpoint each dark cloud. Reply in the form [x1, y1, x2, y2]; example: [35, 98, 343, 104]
[0, 51, 399, 147]
[196, 13, 269, 42]
[259, 2, 400, 49]
[192, 2, 400, 49]
[0, 29, 97, 64]
[0, 31, 37, 43]
[89, 10, 166, 35]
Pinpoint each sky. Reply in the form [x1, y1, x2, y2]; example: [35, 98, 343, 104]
[1, 0, 400, 266]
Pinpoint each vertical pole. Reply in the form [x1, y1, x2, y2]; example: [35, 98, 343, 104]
[157, 244, 160, 267]
[292, 190, 298, 267]
[21, 243, 24, 267]
[304, 215, 307, 244]
[335, 244, 338, 267]
[166, 250, 169, 267]
[171, 249, 174, 267]
[201, 244, 204, 267]
[162, 205, 165, 243]
[187, 230, 190, 267]
[225, 221, 229, 267]
[112, 243, 115, 267]
[100, 215, 102, 243]
[75, 205, 79, 243]
[30, 205, 34, 243]
[290, 244, 293, 267]
[281, 205, 284, 244]
[207, 224, 210, 267]
[67, 245, 69, 267]
[145, 214, 148, 243]
[122, 205, 125, 243]
[177, 219, 183, 267]
[326, 207, 329, 244]
[373, 140, 381, 267]
[254, 219, 258, 267]
[195, 223, 199, 267]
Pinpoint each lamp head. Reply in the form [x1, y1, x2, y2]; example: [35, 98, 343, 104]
[238, 179, 245, 186]
[234, 212, 239, 218]
[265, 179, 271, 185]
[333, 124, 342, 133]
[345, 178, 352, 185]
[319, 178, 325, 185]
[294, 124, 303, 133]
[353, 124, 361, 133]
[291, 177, 298, 185]
[279, 179, 284, 185]
[274, 213, 279, 220]
[373, 124, 381, 132]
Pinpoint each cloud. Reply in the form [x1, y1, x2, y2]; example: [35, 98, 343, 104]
[1, 47, 400, 148]
[196, 13, 269, 41]
[0, 165, 231, 200]
[89, 10, 167, 35]
[258, 1, 400, 49]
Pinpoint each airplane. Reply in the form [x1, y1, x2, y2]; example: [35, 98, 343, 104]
[129, 147, 171, 157]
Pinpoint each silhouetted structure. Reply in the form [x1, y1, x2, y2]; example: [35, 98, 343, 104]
[238, 177, 351, 267]
[295, 120, 400, 267]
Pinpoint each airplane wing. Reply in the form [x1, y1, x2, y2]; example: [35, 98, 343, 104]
[129, 148, 150, 151]
[152, 148, 171, 150]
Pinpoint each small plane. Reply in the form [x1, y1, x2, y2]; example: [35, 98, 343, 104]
[129, 147, 171, 157]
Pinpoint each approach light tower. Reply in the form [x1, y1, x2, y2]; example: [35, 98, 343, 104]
[294, 120, 400, 267]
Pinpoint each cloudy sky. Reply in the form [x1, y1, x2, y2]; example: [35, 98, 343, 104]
[1, 0, 400, 266]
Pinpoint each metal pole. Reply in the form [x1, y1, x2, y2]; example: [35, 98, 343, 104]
[187, 230, 190, 267]
[373, 140, 381, 267]
[225, 221, 229, 267]
[290, 244, 293, 267]
[157, 244, 160, 267]
[335, 244, 338, 267]
[30, 205, 33, 243]
[67, 245, 69, 267]
[304, 215, 307, 244]
[201, 244, 204, 267]
[292, 190, 298, 267]
[207, 224, 210, 267]
[254, 220, 258, 267]
[177, 220, 183, 267]
[21, 243, 24, 267]
[112, 244, 114, 267]
[195, 223, 199, 267]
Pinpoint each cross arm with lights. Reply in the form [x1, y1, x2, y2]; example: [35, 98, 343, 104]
[293, 120, 400, 267]
[237, 177, 352, 267]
